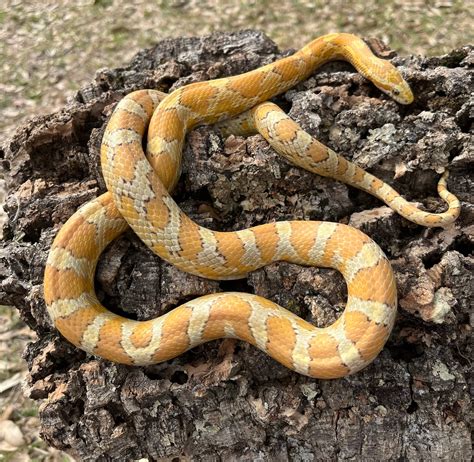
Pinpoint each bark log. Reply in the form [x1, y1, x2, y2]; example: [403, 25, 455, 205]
[0, 30, 472, 461]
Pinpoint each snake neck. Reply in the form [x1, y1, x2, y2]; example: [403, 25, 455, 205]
[145, 33, 412, 191]
[304, 33, 413, 104]
[152, 33, 410, 134]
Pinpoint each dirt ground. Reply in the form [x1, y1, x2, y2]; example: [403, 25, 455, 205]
[0, 1, 472, 460]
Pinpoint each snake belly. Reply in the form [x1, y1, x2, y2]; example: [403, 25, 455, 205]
[44, 33, 460, 379]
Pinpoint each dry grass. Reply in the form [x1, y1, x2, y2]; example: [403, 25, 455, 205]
[0, 0, 472, 460]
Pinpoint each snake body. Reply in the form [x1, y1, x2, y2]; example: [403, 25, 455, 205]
[44, 34, 460, 378]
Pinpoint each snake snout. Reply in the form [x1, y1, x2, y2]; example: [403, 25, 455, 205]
[370, 60, 414, 105]
[387, 67, 414, 105]
[391, 80, 414, 105]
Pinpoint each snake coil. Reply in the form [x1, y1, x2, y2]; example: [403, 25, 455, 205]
[44, 34, 459, 378]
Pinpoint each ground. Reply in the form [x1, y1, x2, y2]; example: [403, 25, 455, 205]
[0, 1, 472, 460]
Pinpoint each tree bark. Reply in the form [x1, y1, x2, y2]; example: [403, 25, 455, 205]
[1, 30, 472, 461]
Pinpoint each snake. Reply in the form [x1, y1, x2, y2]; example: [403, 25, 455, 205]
[44, 33, 460, 379]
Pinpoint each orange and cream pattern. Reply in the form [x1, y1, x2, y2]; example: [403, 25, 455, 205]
[44, 33, 460, 378]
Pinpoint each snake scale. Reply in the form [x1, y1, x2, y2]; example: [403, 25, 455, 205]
[44, 33, 460, 379]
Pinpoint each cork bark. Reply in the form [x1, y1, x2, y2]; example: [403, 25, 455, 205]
[1, 30, 472, 461]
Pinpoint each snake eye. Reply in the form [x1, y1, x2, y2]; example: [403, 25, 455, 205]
[392, 88, 400, 96]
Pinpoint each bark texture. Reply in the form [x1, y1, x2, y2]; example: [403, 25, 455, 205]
[0, 30, 472, 461]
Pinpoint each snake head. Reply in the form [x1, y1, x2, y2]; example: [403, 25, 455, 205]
[372, 60, 414, 105]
